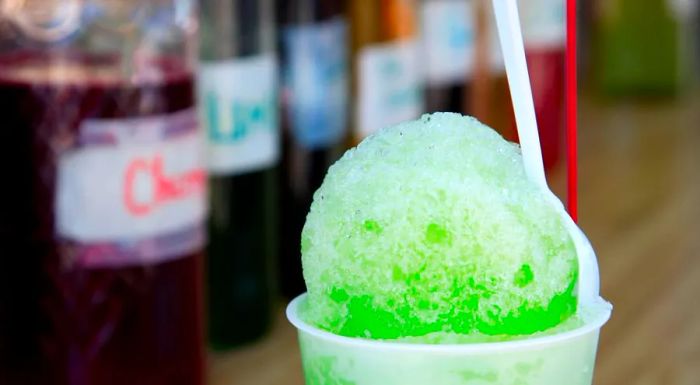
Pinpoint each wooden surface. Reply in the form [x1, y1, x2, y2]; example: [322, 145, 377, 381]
[208, 93, 700, 385]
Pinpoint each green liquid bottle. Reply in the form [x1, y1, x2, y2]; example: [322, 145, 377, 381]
[594, 0, 680, 95]
[199, 0, 279, 349]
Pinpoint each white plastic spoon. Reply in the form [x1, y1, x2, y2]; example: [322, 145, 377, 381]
[491, 0, 599, 303]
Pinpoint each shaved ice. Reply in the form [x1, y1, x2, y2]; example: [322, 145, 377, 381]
[301, 113, 578, 341]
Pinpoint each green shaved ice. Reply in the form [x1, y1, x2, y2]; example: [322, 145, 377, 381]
[301, 113, 578, 340]
[394, 298, 591, 344]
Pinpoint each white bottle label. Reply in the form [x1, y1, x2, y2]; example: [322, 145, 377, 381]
[199, 54, 279, 176]
[357, 39, 423, 138]
[55, 108, 206, 268]
[519, 0, 565, 49]
[422, 0, 476, 86]
[283, 17, 349, 149]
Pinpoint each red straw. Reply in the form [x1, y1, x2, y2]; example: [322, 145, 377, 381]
[566, 0, 578, 222]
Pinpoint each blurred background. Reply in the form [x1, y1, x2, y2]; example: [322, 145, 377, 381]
[0, 0, 698, 384]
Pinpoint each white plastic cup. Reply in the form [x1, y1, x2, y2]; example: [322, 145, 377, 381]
[287, 294, 611, 385]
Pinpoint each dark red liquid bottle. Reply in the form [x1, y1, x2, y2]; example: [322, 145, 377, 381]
[0, 2, 205, 384]
[520, 0, 566, 171]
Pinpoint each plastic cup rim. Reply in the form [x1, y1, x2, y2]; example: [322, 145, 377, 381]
[286, 293, 612, 354]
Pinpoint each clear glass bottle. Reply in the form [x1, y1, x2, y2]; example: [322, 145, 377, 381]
[0, 1, 205, 384]
[421, 0, 476, 114]
[349, 0, 424, 144]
